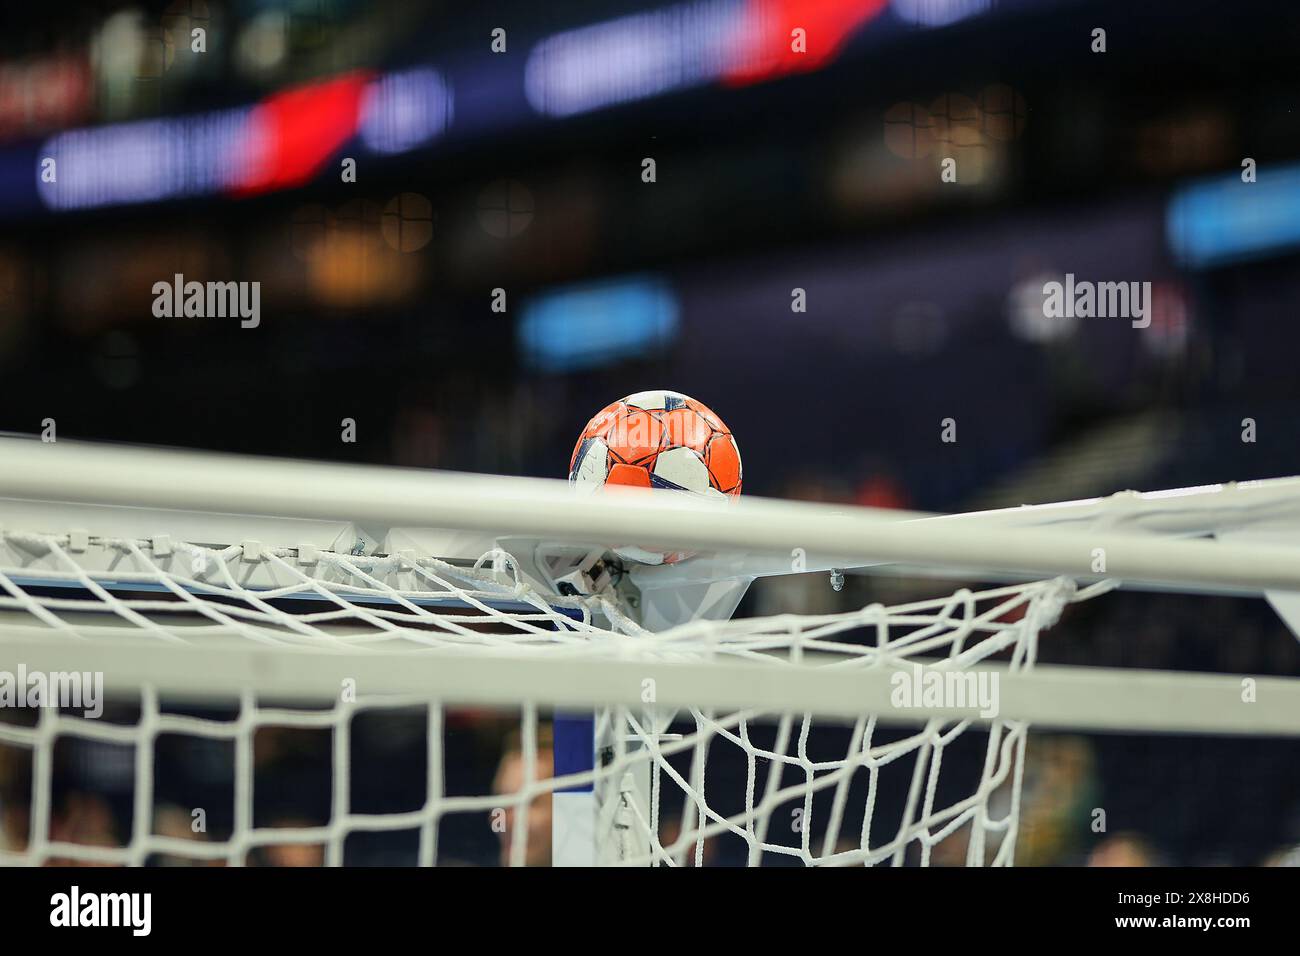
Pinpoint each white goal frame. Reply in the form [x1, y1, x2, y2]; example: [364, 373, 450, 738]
[2, 437, 1300, 729]
[2, 437, 1300, 867]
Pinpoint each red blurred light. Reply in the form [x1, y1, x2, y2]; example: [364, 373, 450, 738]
[724, 0, 889, 86]
[232, 71, 373, 196]
[0, 54, 93, 141]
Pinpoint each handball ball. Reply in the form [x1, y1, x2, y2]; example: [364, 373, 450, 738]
[568, 389, 742, 564]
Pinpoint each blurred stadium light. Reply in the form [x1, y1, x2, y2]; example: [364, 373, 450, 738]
[36, 108, 254, 211]
[524, 0, 744, 118]
[1, 0, 1083, 218]
[358, 67, 453, 154]
[890, 0, 993, 28]
[0, 54, 92, 140]
[1167, 163, 1300, 268]
[519, 276, 680, 372]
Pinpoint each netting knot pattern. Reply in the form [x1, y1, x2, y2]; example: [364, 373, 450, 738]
[0, 528, 1101, 866]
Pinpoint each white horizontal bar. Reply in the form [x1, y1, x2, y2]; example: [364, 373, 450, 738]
[4, 438, 1300, 593]
[637, 477, 1300, 590]
[932, 476, 1300, 536]
[4, 637, 1298, 736]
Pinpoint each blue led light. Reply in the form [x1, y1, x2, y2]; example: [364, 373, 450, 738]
[1167, 164, 1300, 268]
[518, 276, 680, 372]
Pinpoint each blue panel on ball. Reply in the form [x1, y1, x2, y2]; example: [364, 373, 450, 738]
[569, 437, 594, 481]
[649, 473, 688, 492]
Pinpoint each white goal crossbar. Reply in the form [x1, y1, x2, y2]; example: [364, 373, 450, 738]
[1, 438, 1300, 728]
[6, 439, 1300, 594]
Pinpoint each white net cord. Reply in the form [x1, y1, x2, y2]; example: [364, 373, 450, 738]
[0, 527, 1103, 866]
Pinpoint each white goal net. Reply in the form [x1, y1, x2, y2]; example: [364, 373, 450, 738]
[2, 440, 1299, 867]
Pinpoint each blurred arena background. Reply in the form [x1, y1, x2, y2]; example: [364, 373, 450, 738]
[1, 0, 1298, 866]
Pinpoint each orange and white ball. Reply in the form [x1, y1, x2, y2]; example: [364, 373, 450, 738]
[568, 389, 742, 563]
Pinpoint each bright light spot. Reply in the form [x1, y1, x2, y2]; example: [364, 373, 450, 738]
[359, 68, 452, 155]
[524, 0, 740, 117]
[891, 0, 993, 28]
[519, 277, 680, 372]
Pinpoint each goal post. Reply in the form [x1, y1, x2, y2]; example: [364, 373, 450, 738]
[6, 438, 1300, 595]
[0, 436, 1298, 867]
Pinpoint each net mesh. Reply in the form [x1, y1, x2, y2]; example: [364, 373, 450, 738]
[0, 526, 1101, 866]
